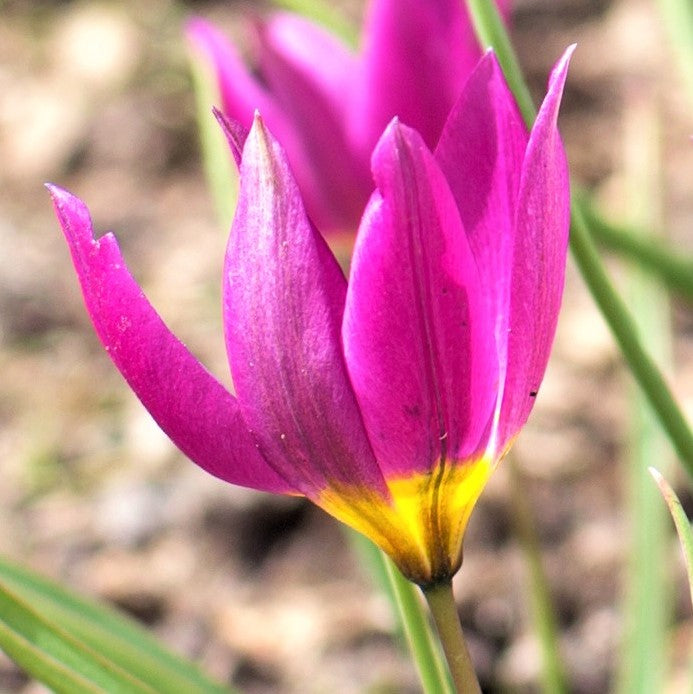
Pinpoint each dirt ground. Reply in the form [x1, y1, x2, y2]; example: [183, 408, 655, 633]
[0, 0, 691, 692]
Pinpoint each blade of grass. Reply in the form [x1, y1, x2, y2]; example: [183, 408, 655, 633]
[348, 531, 454, 694]
[463, 0, 693, 474]
[0, 579, 155, 694]
[577, 196, 693, 301]
[649, 468, 693, 611]
[0, 556, 229, 693]
[616, 96, 671, 694]
[507, 458, 568, 694]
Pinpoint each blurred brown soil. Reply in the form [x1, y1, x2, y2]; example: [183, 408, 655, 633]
[0, 0, 691, 692]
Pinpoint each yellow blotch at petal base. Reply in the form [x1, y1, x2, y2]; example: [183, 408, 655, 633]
[318, 457, 493, 587]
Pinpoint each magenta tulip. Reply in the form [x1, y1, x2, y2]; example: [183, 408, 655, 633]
[186, 0, 510, 234]
[49, 47, 572, 585]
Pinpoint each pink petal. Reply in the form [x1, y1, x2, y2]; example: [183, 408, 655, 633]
[352, 0, 484, 153]
[212, 107, 247, 168]
[343, 120, 498, 478]
[260, 13, 356, 120]
[497, 46, 574, 449]
[435, 51, 528, 422]
[223, 115, 387, 498]
[48, 184, 290, 493]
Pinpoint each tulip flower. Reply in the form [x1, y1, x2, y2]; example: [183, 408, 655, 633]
[49, 47, 572, 587]
[186, 0, 510, 234]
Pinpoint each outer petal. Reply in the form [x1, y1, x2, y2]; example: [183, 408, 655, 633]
[352, 0, 484, 152]
[255, 14, 371, 231]
[343, 120, 498, 478]
[223, 115, 387, 498]
[497, 46, 574, 450]
[48, 185, 290, 493]
[435, 51, 528, 432]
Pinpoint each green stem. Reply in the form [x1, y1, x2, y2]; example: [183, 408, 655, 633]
[423, 581, 481, 694]
[348, 532, 453, 694]
[465, 0, 536, 124]
[616, 98, 670, 694]
[383, 560, 455, 694]
[577, 196, 693, 300]
[464, 0, 693, 474]
[569, 199, 693, 472]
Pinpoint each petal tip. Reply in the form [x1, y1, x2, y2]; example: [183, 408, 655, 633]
[213, 107, 247, 168]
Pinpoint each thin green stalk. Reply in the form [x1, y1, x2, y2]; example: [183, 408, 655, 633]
[464, 0, 693, 473]
[569, 201, 693, 472]
[616, 97, 670, 694]
[423, 581, 481, 694]
[465, 0, 536, 124]
[348, 532, 454, 694]
[577, 196, 693, 300]
[508, 458, 568, 694]
[649, 468, 693, 611]
[382, 560, 455, 694]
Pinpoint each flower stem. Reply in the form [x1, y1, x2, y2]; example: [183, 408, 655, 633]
[423, 581, 481, 694]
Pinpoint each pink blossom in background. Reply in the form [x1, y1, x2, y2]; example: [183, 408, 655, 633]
[186, 0, 511, 234]
[49, 47, 572, 585]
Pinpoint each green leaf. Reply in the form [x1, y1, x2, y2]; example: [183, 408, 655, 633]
[650, 468, 693, 611]
[577, 196, 693, 301]
[617, 101, 671, 694]
[0, 556, 229, 693]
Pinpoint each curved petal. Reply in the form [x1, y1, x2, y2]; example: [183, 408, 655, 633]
[343, 120, 497, 478]
[48, 184, 290, 494]
[256, 14, 371, 231]
[223, 115, 387, 498]
[435, 51, 528, 437]
[497, 46, 574, 450]
[352, 0, 483, 153]
[260, 13, 356, 119]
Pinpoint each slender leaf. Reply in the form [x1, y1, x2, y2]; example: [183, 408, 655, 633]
[650, 468, 693, 611]
[577, 196, 693, 301]
[617, 100, 671, 694]
[0, 556, 229, 693]
[0, 579, 155, 694]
